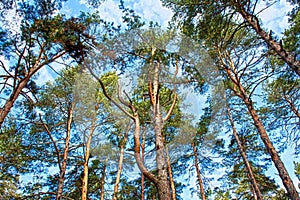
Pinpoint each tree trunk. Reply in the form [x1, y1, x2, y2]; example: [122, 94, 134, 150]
[141, 128, 146, 200]
[152, 61, 171, 200]
[100, 164, 106, 200]
[234, 1, 300, 77]
[56, 102, 75, 200]
[243, 95, 299, 200]
[81, 118, 96, 200]
[165, 145, 176, 200]
[0, 50, 66, 128]
[226, 104, 262, 200]
[223, 63, 299, 200]
[192, 142, 206, 200]
[284, 95, 300, 119]
[113, 123, 131, 200]
[0, 77, 30, 127]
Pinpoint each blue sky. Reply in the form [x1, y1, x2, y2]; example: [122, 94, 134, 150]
[57, 0, 299, 198]
[4, 0, 297, 199]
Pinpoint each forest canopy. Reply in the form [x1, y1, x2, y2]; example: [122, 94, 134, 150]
[0, 0, 299, 199]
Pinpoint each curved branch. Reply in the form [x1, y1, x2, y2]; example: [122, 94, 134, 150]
[132, 113, 158, 184]
[39, 114, 61, 171]
[163, 58, 178, 122]
[86, 65, 134, 119]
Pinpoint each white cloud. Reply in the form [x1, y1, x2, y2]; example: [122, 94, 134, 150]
[258, 0, 294, 35]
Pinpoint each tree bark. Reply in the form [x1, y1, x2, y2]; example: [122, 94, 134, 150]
[242, 95, 299, 200]
[192, 142, 206, 200]
[222, 57, 300, 200]
[0, 49, 66, 128]
[284, 95, 300, 119]
[100, 164, 106, 200]
[152, 61, 171, 200]
[141, 128, 146, 200]
[226, 104, 262, 200]
[112, 122, 131, 200]
[81, 117, 97, 200]
[56, 102, 75, 200]
[234, 1, 300, 77]
[165, 145, 176, 200]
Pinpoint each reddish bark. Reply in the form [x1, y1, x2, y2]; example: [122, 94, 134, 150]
[0, 50, 66, 127]
[112, 122, 131, 200]
[56, 102, 75, 200]
[81, 117, 97, 200]
[234, 1, 300, 77]
[165, 145, 176, 200]
[192, 142, 206, 200]
[221, 55, 299, 200]
[226, 104, 262, 200]
[100, 164, 106, 200]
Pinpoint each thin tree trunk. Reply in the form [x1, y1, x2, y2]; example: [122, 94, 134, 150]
[226, 104, 262, 200]
[192, 142, 206, 200]
[165, 145, 176, 200]
[56, 102, 75, 200]
[81, 118, 96, 200]
[222, 57, 299, 200]
[141, 128, 146, 200]
[112, 122, 131, 200]
[100, 164, 106, 200]
[284, 95, 300, 119]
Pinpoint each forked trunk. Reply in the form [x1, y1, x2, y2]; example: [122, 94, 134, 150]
[0, 51, 66, 128]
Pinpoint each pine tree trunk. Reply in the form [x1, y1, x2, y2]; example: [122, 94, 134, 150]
[243, 96, 299, 200]
[223, 63, 299, 200]
[165, 145, 176, 200]
[81, 118, 96, 200]
[100, 164, 106, 200]
[0, 51, 66, 128]
[226, 104, 262, 200]
[152, 61, 171, 200]
[233, 1, 300, 77]
[56, 102, 74, 200]
[141, 129, 146, 200]
[113, 123, 130, 200]
[0, 77, 29, 127]
[192, 142, 206, 200]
